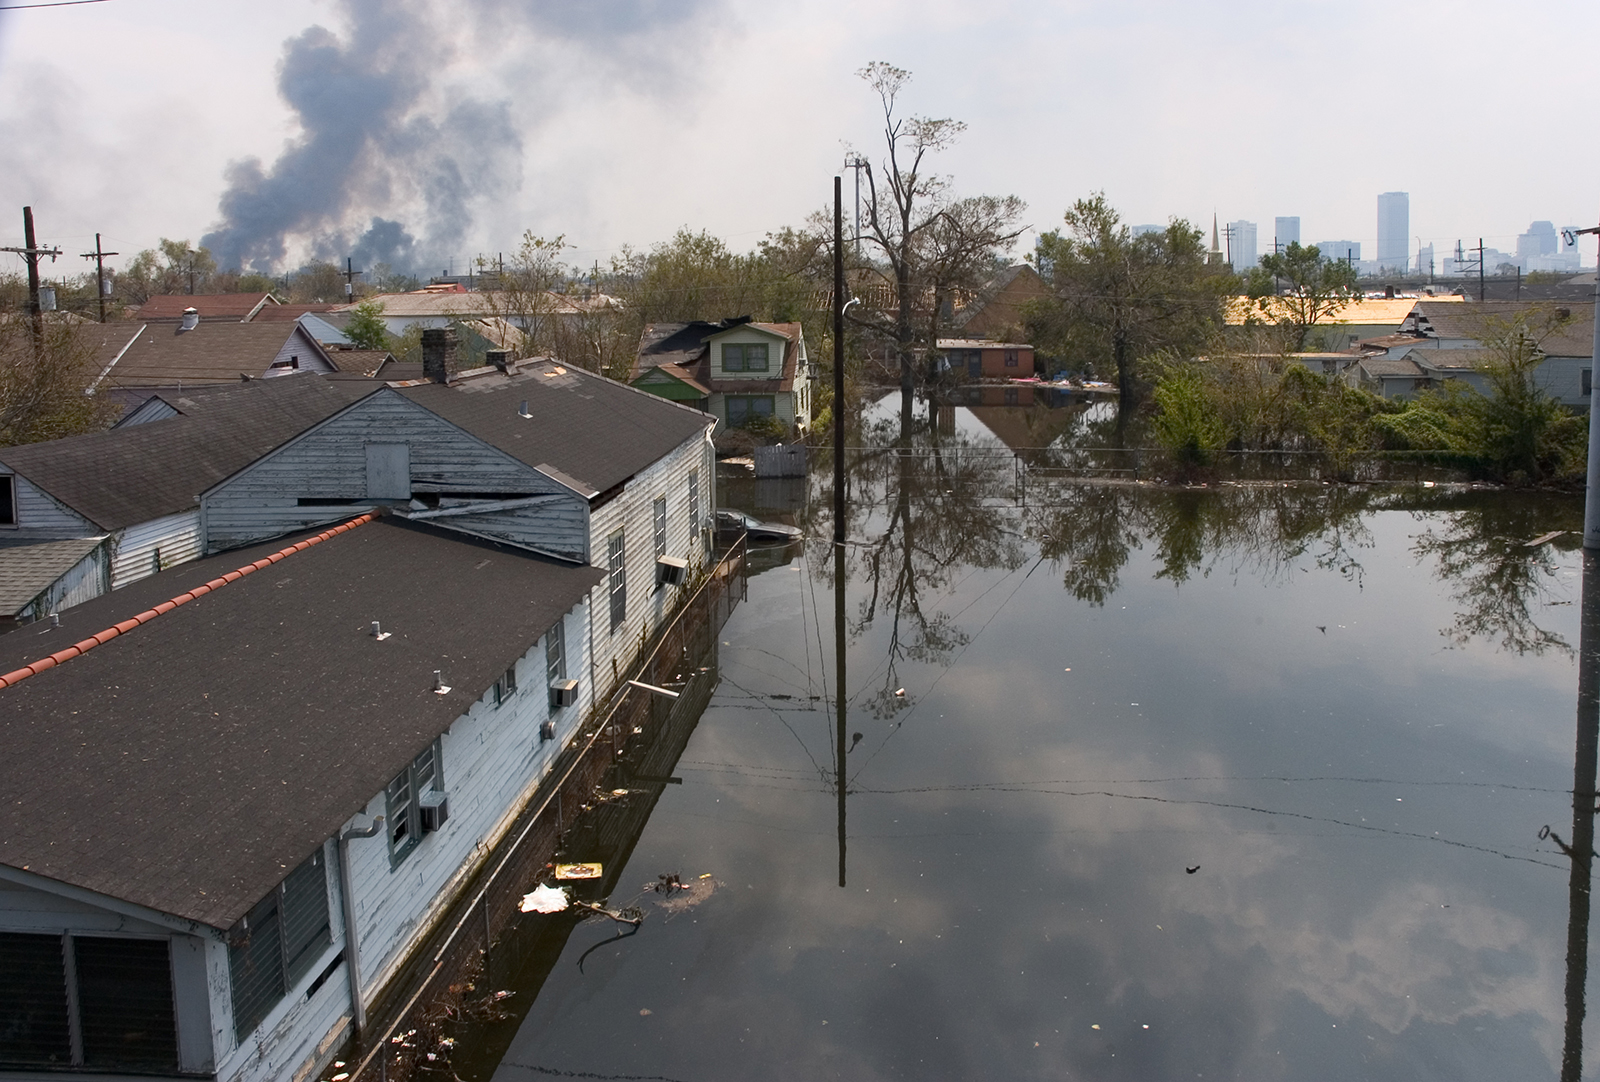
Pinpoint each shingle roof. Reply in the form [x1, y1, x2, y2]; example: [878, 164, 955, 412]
[249, 303, 340, 322]
[0, 537, 106, 617]
[399, 360, 712, 497]
[134, 293, 277, 322]
[1411, 301, 1594, 356]
[0, 375, 379, 530]
[1359, 357, 1425, 378]
[0, 516, 604, 928]
[96, 322, 335, 388]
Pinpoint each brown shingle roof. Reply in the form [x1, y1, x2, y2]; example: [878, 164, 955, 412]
[134, 293, 277, 322]
[96, 321, 334, 388]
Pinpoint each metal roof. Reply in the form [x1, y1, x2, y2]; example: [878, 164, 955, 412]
[0, 516, 603, 928]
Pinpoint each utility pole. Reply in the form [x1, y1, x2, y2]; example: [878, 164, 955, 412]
[842, 154, 868, 258]
[79, 233, 118, 323]
[1223, 223, 1234, 269]
[1475, 238, 1487, 302]
[2, 207, 63, 355]
[832, 173, 848, 889]
[343, 257, 365, 305]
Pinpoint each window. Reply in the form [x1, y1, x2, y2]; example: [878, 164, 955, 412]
[0, 474, 13, 527]
[726, 396, 775, 428]
[1004, 350, 1019, 368]
[607, 531, 626, 631]
[493, 665, 517, 706]
[723, 342, 769, 372]
[386, 741, 441, 861]
[546, 619, 566, 688]
[270, 356, 300, 370]
[227, 849, 332, 1040]
[1584, 368, 1592, 397]
[1004, 387, 1019, 406]
[0, 933, 179, 1071]
[687, 469, 700, 533]
[653, 497, 667, 558]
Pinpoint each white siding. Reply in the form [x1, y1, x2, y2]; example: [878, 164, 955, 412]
[263, 329, 337, 377]
[18, 544, 110, 620]
[110, 510, 202, 590]
[341, 601, 595, 1009]
[2, 474, 96, 535]
[203, 391, 589, 561]
[587, 428, 715, 702]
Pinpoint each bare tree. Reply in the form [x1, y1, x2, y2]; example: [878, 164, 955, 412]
[853, 62, 1024, 405]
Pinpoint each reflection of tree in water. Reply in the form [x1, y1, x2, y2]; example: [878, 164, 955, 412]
[829, 394, 1026, 716]
[1410, 492, 1583, 656]
[1031, 483, 1378, 604]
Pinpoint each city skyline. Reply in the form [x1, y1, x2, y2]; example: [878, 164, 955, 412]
[1, 0, 1596, 275]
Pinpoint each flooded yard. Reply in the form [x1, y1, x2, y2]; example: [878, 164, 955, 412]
[471, 396, 1593, 1081]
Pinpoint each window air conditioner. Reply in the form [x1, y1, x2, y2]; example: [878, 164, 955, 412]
[656, 555, 688, 586]
[419, 790, 450, 832]
[549, 679, 578, 709]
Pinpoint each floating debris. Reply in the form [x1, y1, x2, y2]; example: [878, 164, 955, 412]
[520, 884, 570, 913]
[555, 862, 603, 880]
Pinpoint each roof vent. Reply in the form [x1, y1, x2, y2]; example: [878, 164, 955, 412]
[518, 399, 531, 418]
[371, 620, 391, 641]
[180, 307, 200, 332]
[433, 669, 452, 695]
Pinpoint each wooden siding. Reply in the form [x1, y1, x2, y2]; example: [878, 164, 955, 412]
[586, 428, 715, 702]
[110, 510, 203, 590]
[202, 391, 589, 562]
[116, 395, 180, 427]
[342, 602, 595, 1012]
[18, 543, 110, 620]
[2, 473, 96, 535]
[263, 327, 337, 377]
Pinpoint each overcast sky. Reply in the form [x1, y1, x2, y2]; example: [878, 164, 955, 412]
[1, 0, 1596, 275]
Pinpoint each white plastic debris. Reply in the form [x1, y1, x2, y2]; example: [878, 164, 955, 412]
[519, 883, 570, 913]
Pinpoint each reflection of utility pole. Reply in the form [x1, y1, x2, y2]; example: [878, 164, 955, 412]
[833, 174, 849, 888]
[2, 207, 63, 356]
[79, 234, 118, 324]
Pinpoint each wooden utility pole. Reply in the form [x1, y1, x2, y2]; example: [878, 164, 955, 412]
[1, 207, 63, 355]
[833, 174, 849, 889]
[79, 233, 118, 323]
[343, 257, 365, 305]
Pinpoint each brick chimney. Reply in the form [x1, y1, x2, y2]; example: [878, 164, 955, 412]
[421, 327, 456, 384]
[486, 348, 511, 373]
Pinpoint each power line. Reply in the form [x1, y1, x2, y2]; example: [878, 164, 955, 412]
[0, 0, 113, 9]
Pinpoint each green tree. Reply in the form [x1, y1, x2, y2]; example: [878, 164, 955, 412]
[0, 316, 119, 445]
[1244, 242, 1360, 350]
[1027, 195, 1233, 416]
[343, 300, 391, 351]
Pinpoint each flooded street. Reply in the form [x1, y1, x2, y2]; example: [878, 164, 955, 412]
[477, 396, 1592, 1081]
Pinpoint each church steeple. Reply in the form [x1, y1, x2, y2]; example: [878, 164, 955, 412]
[1208, 213, 1224, 265]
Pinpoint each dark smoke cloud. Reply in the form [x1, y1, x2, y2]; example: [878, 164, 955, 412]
[201, 0, 723, 276]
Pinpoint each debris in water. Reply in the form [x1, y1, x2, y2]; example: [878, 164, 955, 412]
[520, 884, 570, 913]
[1091, 1024, 1100, 1030]
[611, 788, 630, 797]
[699, 872, 713, 879]
[652, 873, 685, 894]
[493, 990, 515, 1002]
[894, 688, 906, 697]
[1186, 865, 1200, 874]
[555, 862, 604, 880]
[331, 1075, 350, 1081]
[640, 1008, 653, 1016]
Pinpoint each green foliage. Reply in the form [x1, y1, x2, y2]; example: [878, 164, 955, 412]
[741, 413, 788, 440]
[115, 239, 217, 303]
[1027, 194, 1235, 409]
[1245, 242, 1360, 350]
[0, 317, 119, 446]
[344, 300, 390, 351]
[1151, 365, 1225, 464]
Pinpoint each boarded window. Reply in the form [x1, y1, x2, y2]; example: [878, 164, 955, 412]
[608, 531, 626, 631]
[228, 848, 331, 1039]
[365, 442, 411, 500]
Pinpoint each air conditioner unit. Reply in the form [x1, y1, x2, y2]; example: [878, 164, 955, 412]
[549, 679, 578, 709]
[656, 555, 688, 586]
[419, 791, 450, 833]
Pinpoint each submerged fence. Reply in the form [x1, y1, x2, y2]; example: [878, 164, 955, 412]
[343, 538, 748, 1082]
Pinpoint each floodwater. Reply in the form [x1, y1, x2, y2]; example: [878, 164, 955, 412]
[481, 393, 1596, 1081]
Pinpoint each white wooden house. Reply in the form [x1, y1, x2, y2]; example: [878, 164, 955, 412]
[0, 376, 377, 626]
[0, 517, 603, 1082]
[200, 358, 716, 705]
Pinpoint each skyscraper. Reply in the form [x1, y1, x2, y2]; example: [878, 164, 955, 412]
[1227, 220, 1258, 273]
[1376, 192, 1409, 271]
[1274, 216, 1301, 250]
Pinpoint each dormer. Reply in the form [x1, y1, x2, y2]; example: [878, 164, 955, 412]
[706, 323, 793, 381]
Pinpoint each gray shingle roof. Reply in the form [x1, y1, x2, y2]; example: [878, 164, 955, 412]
[0, 537, 105, 616]
[0, 375, 379, 530]
[0, 516, 604, 928]
[399, 360, 712, 497]
[1412, 301, 1594, 357]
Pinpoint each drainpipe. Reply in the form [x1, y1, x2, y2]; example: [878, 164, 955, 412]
[337, 816, 383, 1041]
